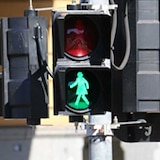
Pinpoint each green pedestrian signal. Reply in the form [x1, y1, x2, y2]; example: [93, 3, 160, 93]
[68, 71, 90, 109]
[66, 69, 99, 114]
[64, 68, 111, 114]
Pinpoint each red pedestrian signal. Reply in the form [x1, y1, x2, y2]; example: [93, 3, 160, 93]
[65, 16, 98, 59]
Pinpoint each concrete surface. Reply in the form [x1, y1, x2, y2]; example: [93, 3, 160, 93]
[0, 125, 160, 160]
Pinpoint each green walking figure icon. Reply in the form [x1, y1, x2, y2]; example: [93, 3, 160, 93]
[69, 72, 90, 107]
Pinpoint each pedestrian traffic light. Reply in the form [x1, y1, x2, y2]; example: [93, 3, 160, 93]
[111, 0, 160, 142]
[0, 10, 48, 124]
[54, 66, 111, 115]
[52, 10, 112, 115]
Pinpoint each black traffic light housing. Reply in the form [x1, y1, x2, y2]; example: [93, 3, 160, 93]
[0, 10, 48, 125]
[53, 12, 111, 65]
[52, 10, 112, 116]
[54, 65, 111, 115]
[111, 0, 160, 142]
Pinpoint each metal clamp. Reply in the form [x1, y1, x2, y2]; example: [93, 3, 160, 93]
[81, 116, 147, 137]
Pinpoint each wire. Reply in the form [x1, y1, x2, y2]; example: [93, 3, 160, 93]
[110, 0, 131, 70]
[34, 25, 54, 78]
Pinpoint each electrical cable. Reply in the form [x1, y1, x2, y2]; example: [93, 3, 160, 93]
[110, 0, 131, 70]
[35, 25, 54, 78]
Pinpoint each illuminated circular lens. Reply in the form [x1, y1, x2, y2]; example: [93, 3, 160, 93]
[65, 16, 98, 59]
[66, 69, 99, 113]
